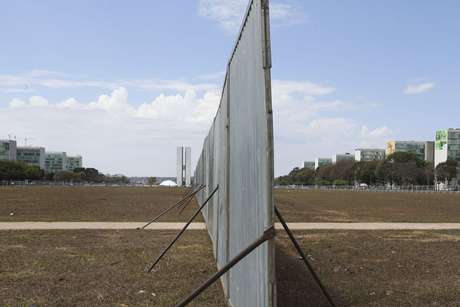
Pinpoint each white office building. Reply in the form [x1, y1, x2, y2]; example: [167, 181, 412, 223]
[435, 128, 460, 167]
[17, 147, 46, 169]
[355, 148, 385, 162]
[66, 155, 83, 171]
[302, 161, 315, 170]
[335, 153, 355, 162]
[177, 146, 191, 187]
[45, 152, 67, 173]
[315, 158, 333, 169]
[0, 140, 17, 161]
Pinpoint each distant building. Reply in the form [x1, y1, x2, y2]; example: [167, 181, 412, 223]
[386, 141, 426, 160]
[177, 146, 191, 187]
[315, 158, 332, 169]
[66, 155, 82, 171]
[0, 140, 17, 161]
[302, 161, 315, 170]
[355, 148, 385, 162]
[335, 153, 354, 163]
[45, 152, 67, 173]
[425, 141, 435, 164]
[17, 147, 46, 169]
[435, 128, 460, 167]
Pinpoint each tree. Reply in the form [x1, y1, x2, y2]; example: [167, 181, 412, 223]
[375, 160, 394, 185]
[423, 162, 435, 185]
[436, 160, 458, 182]
[331, 160, 355, 183]
[148, 177, 157, 185]
[0, 161, 45, 181]
[274, 167, 315, 185]
[54, 171, 79, 182]
[354, 161, 379, 185]
[24, 165, 44, 180]
[73, 167, 104, 183]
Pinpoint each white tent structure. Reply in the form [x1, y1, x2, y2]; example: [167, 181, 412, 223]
[159, 180, 177, 187]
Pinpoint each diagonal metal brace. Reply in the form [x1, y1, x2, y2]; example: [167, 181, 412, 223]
[176, 188, 200, 215]
[176, 226, 276, 307]
[144, 185, 219, 273]
[275, 206, 336, 307]
[138, 185, 205, 230]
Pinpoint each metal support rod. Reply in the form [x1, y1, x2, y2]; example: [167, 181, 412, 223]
[145, 186, 219, 273]
[176, 189, 198, 215]
[274, 206, 336, 307]
[139, 185, 205, 230]
[176, 226, 276, 307]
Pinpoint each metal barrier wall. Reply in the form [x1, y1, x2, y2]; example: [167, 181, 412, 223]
[194, 1, 275, 306]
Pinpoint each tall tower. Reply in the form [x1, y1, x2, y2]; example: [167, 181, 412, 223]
[176, 146, 191, 187]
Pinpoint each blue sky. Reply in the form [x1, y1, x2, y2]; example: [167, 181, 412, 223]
[1, 0, 459, 176]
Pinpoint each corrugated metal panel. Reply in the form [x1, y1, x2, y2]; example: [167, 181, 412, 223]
[193, 1, 275, 306]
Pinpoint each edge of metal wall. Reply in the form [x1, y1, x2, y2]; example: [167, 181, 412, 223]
[261, 1, 276, 305]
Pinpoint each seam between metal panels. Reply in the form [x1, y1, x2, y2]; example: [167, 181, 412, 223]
[261, 1, 276, 306]
[225, 63, 231, 301]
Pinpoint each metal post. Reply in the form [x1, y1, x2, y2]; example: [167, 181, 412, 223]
[274, 206, 336, 307]
[145, 186, 219, 273]
[138, 185, 205, 230]
[176, 226, 276, 307]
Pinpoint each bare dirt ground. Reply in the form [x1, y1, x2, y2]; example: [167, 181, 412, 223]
[2, 186, 460, 223]
[2, 186, 460, 306]
[276, 230, 460, 307]
[0, 230, 226, 307]
[275, 189, 460, 223]
[0, 186, 201, 222]
[1, 229, 459, 306]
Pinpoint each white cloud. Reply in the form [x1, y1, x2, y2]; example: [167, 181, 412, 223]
[29, 96, 49, 107]
[198, 0, 306, 34]
[9, 98, 26, 108]
[8, 87, 221, 123]
[1, 87, 221, 176]
[359, 125, 392, 147]
[404, 82, 435, 95]
[87, 87, 132, 112]
[0, 71, 218, 93]
[3, 77, 387, 177]
[0, 106, 209, 176]
[57, 98, 81, 109]
[9, 96, 49, 108]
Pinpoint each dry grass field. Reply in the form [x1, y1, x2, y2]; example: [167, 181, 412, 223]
[0, 186, 200, 222]
[1, 186, 459, 223]
[0, 230, 226, 307]
[275, 189, 460, 223]
[277, 230, 460, 307]
[1, 229, 459, 306]
[1, 186, 460, 306]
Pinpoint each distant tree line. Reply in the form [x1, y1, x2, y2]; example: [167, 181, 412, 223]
[0, 161, 44, 181]
[0, 162, 129, 184]
[275, 152, 458, 186]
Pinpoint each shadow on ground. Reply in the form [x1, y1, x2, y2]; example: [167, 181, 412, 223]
[276, 239, 345, 307]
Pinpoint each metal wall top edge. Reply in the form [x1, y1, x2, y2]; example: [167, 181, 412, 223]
[193, 0, 257, 175]
[227, 0, 255, 68]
